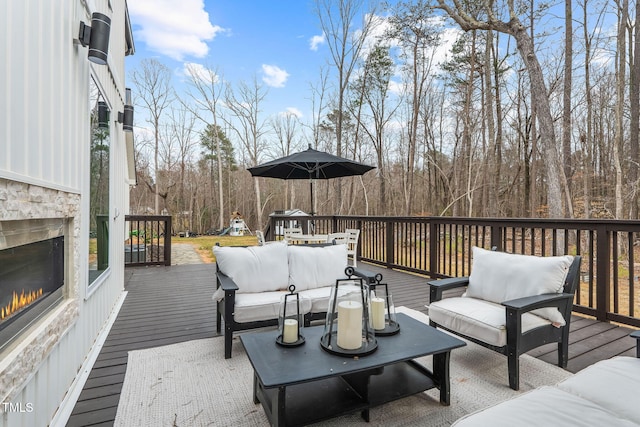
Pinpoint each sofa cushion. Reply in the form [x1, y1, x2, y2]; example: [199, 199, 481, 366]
[213, 241, 289, 293]
[428, 297, 551, 347]
[556, 356, 640, 425]
[233, 291, 312, 323]
[466, 247, 573, 324]
[287, 244, 348, 291]
[452, 386, 638, 427]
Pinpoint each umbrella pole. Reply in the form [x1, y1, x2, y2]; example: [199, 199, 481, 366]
[309, 177, 315, 234]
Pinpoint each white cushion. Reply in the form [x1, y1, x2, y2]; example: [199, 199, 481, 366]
[452, 386, 638, 427]
[233, 291, 312, 323]
[299, 283, 361, 313]
[287, 244, 348, 291]
[428, 297, 551, 347]
[556, 356, 640, 425]
[213, 241, 289, 293]
[466, 247, 573, 324]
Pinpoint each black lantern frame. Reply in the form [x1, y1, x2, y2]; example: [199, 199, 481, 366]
[369, 275, 400, 336]
[320, 267, 378, 357]
[276, 285, 305, 347]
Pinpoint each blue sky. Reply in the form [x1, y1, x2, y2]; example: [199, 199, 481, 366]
[127, 0, 334, 120]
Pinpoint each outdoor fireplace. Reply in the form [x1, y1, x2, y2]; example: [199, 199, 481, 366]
[0, 219, 66, 352]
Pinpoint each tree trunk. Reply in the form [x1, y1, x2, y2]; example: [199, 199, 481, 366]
[562, 0, 574, 217]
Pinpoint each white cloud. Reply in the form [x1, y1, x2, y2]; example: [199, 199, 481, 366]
[129, 0, 224, 60]
[280, 107, 303, 118]
[309, 33, 325, 51]
[261, 64, 289, 88]
[183, 62, 220, 84]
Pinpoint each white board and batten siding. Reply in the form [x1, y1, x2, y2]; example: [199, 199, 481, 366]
[0, 1, 133, 426]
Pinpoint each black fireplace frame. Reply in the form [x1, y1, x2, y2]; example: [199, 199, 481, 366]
[0, 236, 65, 352]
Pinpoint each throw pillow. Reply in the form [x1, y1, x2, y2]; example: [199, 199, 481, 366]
[287, 244, 348, 291]
[213, 241, 289, 293]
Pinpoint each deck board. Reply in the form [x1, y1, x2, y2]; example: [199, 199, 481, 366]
[66, 262, 637, 426]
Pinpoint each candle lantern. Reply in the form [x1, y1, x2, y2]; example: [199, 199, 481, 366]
[320, 267, 378, 357]
[369, 274, 400, 336]
[276, 285, 305, 347]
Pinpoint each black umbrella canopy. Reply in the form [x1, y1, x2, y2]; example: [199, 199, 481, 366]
[247, 146, 375, 180]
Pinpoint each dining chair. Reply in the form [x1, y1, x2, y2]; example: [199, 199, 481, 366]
[283, 227, 303, 243]
[345, 228, 360, 266]
[326, 232, 348, 245]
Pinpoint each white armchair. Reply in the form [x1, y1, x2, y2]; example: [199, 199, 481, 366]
[427, 247, 582, 390]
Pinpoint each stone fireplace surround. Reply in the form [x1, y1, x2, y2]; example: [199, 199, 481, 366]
[0, 178, 80, 405]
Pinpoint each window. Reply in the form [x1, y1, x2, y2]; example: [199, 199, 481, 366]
[88, 77, 110, 284]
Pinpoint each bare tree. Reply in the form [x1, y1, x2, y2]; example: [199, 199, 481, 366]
[614, 0, 627, 220]
[315, 0, 378, 207]
[562, 0, 574, 217]
[131, 58, 175, 214]
[183, 64, 226, 230]
[350, 44, 398, 213]
[168, 107, 198, 231]
[387, 0, 441, 215]
[224, 78, 269, 228]
[272, 112, 301, 210]
[435, 0, 568, 218]
[630, 0, 640, 216]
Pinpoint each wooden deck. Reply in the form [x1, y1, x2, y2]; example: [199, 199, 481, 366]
[66, 262, 638, 427]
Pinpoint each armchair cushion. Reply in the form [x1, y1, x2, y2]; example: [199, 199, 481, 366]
[287, 244, 348, 291]
[213, 241, 289, 293]
[466, 247, 573, 324]
[428, 297, 551, 347]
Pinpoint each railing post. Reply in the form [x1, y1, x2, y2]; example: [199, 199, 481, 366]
[164, 216, 172, 266]
[490, 225, 503, 251]
[332, 216, 338, 233]
[429, 220, 438, 278]
[595, 224, 610, 322]
[386, 219, 394, 268]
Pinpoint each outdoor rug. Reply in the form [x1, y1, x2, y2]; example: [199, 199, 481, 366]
[114, 307, 572, 427]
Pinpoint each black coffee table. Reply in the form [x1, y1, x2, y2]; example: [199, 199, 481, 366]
[240, 312, 466, 426]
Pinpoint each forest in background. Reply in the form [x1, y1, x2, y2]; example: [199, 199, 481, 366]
[125, 0, 640, 234]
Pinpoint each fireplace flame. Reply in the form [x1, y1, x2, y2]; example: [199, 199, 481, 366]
[1, 289, 44, 321]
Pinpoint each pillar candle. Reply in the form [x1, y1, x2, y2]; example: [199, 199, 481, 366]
[283, 319, 298, 343]
[337, 300, 363, 350]
[371, 297, 386, 330]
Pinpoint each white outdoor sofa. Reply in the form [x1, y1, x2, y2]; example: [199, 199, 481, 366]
[212, 241, 372, 358]
[454, 331, 640, 426]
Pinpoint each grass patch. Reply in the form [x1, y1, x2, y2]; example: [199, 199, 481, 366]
[173, 235, 259, 263]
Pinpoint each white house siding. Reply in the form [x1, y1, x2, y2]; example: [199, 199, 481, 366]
[0, 0, 133, 425]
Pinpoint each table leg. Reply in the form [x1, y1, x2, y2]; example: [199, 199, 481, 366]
[433, 351, 452, 405]
[272, 386, 287, 427]
[253, 373, 259, 404]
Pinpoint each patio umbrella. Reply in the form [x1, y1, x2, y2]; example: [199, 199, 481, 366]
[247, 145, 375, 215]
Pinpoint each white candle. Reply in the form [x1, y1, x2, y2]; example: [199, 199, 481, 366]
[371, 297, 386, 330]
[337, 300, 363, 350]
[283, 319, 298, 343]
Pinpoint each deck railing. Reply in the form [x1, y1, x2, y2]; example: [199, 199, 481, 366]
[124, 215, 172, 266]
[267, 214, 640, 328]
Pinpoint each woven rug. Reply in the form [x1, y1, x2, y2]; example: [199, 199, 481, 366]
[114, 307, 571, 427]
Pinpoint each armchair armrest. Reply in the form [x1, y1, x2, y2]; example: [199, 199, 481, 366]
[216, 270, 239, 292]
[350, 267, 379, 284]
[501, 293, 574, 314]
[427, 277, 470, 302]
